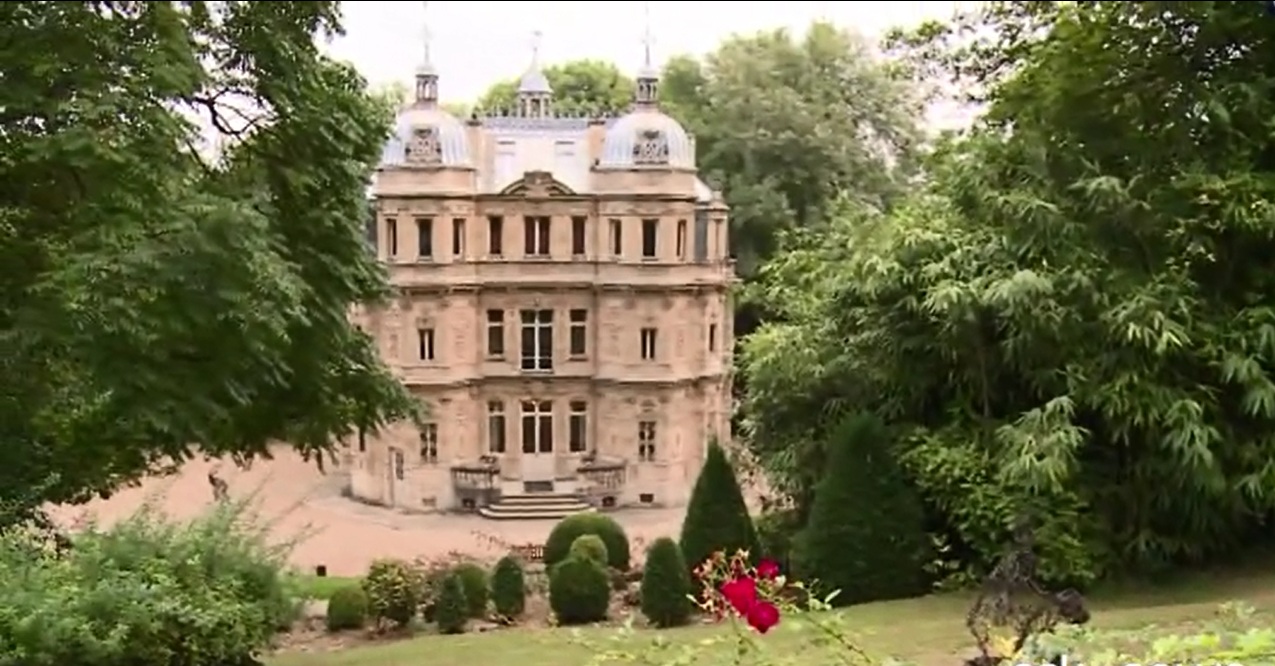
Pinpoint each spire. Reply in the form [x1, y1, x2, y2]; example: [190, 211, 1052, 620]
[635, 1, 659, 107]
[516, 29, 553, 118]
[413, 1, 438, 106]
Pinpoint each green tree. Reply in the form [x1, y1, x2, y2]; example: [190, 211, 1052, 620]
[0, 1, 418, 525]
[660, 23, 922, 277]
[794, 413, 928, 605]
[639, 537, 693, 628]
[679, 441, 760, 572]
[476, 59, 634, 116]
[743, 1, 1275, 581]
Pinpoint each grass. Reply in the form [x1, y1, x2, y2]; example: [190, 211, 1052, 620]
[290, 573, 361, 601]
[269, 562, 1275, 666]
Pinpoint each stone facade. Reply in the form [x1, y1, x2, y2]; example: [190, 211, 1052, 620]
[345, 23, 734, 515]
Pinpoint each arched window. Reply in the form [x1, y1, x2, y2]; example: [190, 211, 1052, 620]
[632, 128, 669, 165]
[406, 126, 442, 165]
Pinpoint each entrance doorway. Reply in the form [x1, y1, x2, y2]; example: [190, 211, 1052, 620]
[519, 399, 555, 493]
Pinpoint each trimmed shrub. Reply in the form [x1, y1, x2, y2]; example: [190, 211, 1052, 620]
[362, 558, 423, 628]
[679, 440, 761, 573]
[452, 561, 490, 619]
[544, 513, 631, 570]
[0, 500, 296, 666]
[434, 573, 468, 634]
[490, 555, 527, 618]
[568, 534, 609, 565]
[548, 555, 611, 625]
[640, 537, 693, 628]
[793, 412, 929, 605]
[326, 585, 369, 631]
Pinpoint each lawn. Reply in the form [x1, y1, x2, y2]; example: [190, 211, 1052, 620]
[269, 560, 1275, 666]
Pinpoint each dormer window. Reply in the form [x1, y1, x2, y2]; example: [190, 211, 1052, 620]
[632, 128, 669, 165]
[405, 126, 442, 165]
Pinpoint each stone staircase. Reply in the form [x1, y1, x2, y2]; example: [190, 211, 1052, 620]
[477, 493, 595, 520]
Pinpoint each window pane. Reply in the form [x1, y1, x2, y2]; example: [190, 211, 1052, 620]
[521, 415, 536, 453]
[538, 415, 553, 453]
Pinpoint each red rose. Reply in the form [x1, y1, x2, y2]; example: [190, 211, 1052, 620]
[746, 600, 780, 634]
[756, 558, 781, 580]
[720, 576, 757, 615]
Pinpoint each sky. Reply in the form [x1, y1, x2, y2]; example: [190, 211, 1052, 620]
[324, 1, 979, 107]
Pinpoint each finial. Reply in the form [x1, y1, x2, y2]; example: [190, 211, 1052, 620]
[421, 1, 432, 66]
[642, 1, 652, 68]
[531, 30, 543, 66]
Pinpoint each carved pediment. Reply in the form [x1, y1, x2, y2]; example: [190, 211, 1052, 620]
[499, 171, 576, 198]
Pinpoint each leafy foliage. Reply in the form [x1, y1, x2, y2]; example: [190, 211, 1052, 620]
[544, 513, 631, 571]
[0, 500, 296, 666]
[794, 412, 929, 605]
[548, 555, 612, 626]
[325, 585, 369, 632]
[362, 558, 423, 629]
[476, 59, 634, 116]
[742, 0, 1275, 581]
[490, 555, 526, 619]
[659, 24, 922, 276]
[569, 534, 610, 567]
[0, 0, 419, 525]
[680, 441, 761, 572]
[1018, 602, 1273, 666]
[639, 537, 694, 628]
[433, 574, 468, 635]
[452, 561, 490, 619]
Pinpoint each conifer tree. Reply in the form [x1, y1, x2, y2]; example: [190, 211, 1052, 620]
[679, 440, 760, 572]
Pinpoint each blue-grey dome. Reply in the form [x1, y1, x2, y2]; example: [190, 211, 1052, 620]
[598, 108, 694, 169]
[518, 67, 552, 94]
[379, 105, 471, 168]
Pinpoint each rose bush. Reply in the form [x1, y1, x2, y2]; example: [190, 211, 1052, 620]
[574, 548, 893, 666]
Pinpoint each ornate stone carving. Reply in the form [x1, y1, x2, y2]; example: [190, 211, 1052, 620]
[406, 126, 443, 165]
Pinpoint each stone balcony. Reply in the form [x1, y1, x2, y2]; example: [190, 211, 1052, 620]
[449, 452, 628, 514]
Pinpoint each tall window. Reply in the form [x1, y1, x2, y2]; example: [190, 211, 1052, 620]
[520, 309, 554, 371]
[416, 217, 433, 260]
[571, 216, 587, 256]
[521, 400, 554, 454]
[487, 215, 503, 256]
[452, 218, 465, 257]
[641, 218, 658, 258]
[609, 218, 622, 257]
[569, 401, 588, 452]
[387, 217, 398, 257]
[419, 423, 438, 463]
[640, 328, 658, 360]
[708, 323, 718, 353]
[418, 327, 435, 361]
[676, 219, 687, 259]
[638, 421, 657, 461]
[487, 401, 506, 453]
[393, 449, 405, 479]
[524, 216, 550, 256]
[486, 309, 505, 357]
[569, 309, 588, 357]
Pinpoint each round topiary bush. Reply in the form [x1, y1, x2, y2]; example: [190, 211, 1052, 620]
[640, 537, 694, 628]
[545, 513, 631, 571]
[361, 558, 423, 628]
[434, 573, 468, 634]
[548, 555, 611, 625]
[490, 555, 526, 619]
[325, 585, 370, 632]
[451, 561, 490, 619]
[568, 534, 609, 566]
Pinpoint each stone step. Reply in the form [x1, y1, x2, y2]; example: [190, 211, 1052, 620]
[478, 501, 595, 521]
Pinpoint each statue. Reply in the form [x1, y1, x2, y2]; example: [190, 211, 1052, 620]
[207, 470, 229, 503]
[965, 515, 1090, 666]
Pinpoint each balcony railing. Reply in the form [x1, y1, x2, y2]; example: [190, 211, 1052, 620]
[577, 456, 626, 491]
